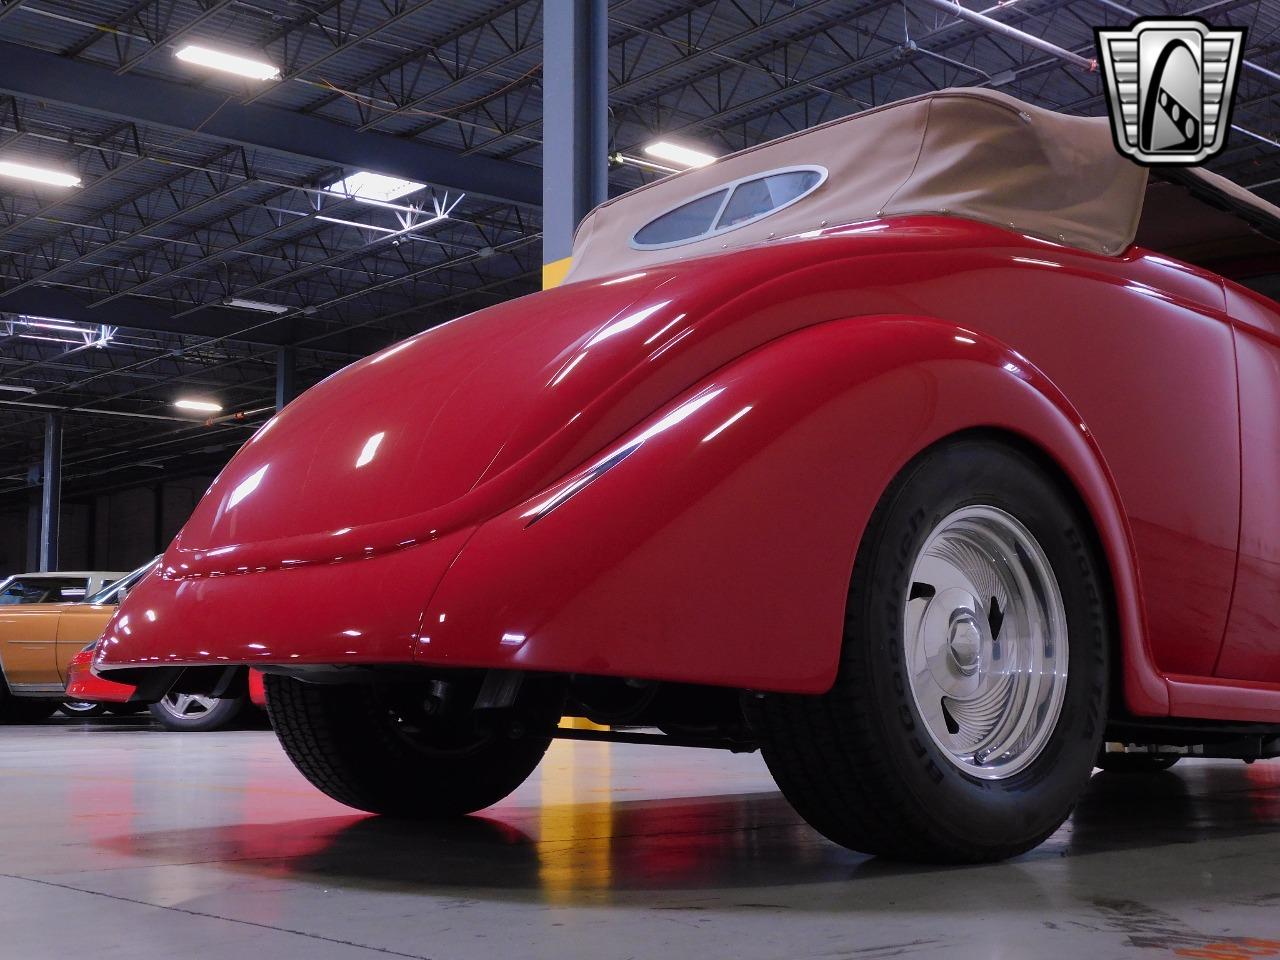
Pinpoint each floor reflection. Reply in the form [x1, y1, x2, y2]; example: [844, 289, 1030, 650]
[94, 752, 1280, 905]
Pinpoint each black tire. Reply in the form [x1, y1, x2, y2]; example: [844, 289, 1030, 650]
[265, 673, 562, 818]
[759, 437, 1110, 863]
[1096, 752, 1180, 773]
[148, 693, 247, 731]
[59, 700, 109, 718]
[0, 696, 59, 723]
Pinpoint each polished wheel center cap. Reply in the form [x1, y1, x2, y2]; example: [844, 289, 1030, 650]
[947, 611, 982, 675]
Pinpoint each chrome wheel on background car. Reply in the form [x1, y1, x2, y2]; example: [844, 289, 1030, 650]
[759, 437, 1109, 863]
[148, 692, 246, 732]
[59, 700, 109, 718]
[904, 506, 1069, 780]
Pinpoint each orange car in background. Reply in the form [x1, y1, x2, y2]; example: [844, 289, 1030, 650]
[1, 559, 261, 730]
[0, 563, 148, 723]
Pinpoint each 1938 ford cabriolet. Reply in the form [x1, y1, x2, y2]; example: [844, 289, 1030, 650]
[92, 89, 1280, 863]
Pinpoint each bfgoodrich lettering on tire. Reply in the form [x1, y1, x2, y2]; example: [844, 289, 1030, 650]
[759, 435, 1110, 863]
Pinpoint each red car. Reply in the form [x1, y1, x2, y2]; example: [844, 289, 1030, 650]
[94, 90, 1280, 862]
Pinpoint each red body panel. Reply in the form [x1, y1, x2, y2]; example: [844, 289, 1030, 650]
[1217, 282, 1280, 684]
[248, 668, 266, 707]
[66, 646, 135, 703]
[94, 217, 1280, 723]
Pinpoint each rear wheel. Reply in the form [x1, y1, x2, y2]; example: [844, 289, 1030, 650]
[148, 693, 247, 731]
[264, 674, 562, 817]
[759, 438, 1110, 863]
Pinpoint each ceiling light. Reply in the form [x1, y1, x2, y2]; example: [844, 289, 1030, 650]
[221, 297, 290, 314]
[325, 172, 426, 204]
[174, 44, 279, 80]
[0, 384, 37, 394]
[19, 318, 80, 331]
[175, 399, 223, 413]
[12, 315, 114, 348]
[642, 141, 717, 169]
[0, 160, 81, 188]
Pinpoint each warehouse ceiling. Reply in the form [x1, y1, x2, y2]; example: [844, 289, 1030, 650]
[0, 0, 1276, 503]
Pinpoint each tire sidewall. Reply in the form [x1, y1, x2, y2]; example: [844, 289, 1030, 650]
[858, 439, 1109, 851]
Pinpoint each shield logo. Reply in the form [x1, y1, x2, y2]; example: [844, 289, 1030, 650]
[1095, 18, 1246, 165]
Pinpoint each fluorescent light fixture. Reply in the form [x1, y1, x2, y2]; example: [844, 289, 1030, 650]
[175, 398, 223, 413]
[12, 315, 114, 349]
[221, 297, 290, 315]
[325, 171, 426, 204]
[21, 319, 81, 331]
[642, 140, 717, 169]
[0, 160, 81, 188]
[0, 384, 36, 394]
[174, 44, 279, 80]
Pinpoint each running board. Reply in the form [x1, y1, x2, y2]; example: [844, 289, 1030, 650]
[1166, 674, 1280, 724]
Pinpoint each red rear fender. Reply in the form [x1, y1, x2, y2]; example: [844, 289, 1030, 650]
[415, 316, 1159, 708]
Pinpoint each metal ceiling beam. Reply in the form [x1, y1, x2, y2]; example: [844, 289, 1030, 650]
[0, 41, 541, 208]
[0, 286, 389, 356]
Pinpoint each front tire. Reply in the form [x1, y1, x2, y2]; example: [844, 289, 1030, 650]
[60, 700, 109, 719]
[760, 437, 1110, 863]
[0, 670, 59, 723]
[264, 674, 562, 818]
[0, 697, 58, 723]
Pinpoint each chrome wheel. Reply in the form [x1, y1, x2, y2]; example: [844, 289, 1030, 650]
[156, 692, 219, 719]
[60, 700, 105, 716]
[904, 505, 1069, 780]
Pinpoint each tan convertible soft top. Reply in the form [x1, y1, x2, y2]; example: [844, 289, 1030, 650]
[566, 88, 1280, 284]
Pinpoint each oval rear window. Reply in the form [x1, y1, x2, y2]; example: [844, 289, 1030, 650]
[716, 169, 823, 229]
[632, 189, 728, 246]
[631, 165, 826, 250]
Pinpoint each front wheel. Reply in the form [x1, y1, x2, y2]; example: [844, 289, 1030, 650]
[60, 700, 109, 719]
[148, 693, 247, 731]
[760, 438, 1110, 863]
[264, 673, 562, 817]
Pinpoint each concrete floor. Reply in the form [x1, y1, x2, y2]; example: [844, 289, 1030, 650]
[1, 720, 1278, 960]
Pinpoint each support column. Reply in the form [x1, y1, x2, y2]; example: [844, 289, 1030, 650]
[541, 0, 608, 290]
[24, 464, 40, 571]
[39, 411, 62, 571]
[275, 345, 297, 411]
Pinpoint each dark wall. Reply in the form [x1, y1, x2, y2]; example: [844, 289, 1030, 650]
[0, 476, 213, 579]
